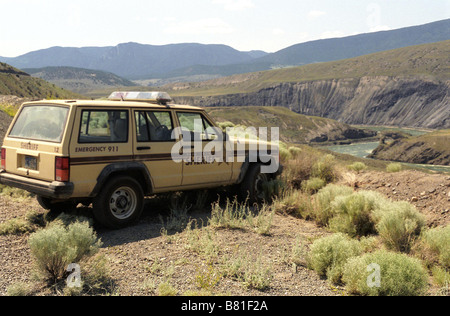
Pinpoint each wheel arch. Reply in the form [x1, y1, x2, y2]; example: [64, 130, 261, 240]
[237, 153, 280, 184]
[90, 162, 153, 197]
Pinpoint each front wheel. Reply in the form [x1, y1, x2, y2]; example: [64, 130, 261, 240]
[240, 163, 270, 204]
[93, 176, 144, 229]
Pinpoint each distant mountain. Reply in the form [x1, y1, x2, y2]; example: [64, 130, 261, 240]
[256, 18, 450, 66]
[0, 62, 83, 99]
[164, 19, 450, 79]
[1, 19, 448, 82]
[24, 67, 136, 94]
[0, 43, 261, 79]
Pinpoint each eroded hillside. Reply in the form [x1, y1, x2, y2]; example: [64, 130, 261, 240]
[170, 41, 450, 129]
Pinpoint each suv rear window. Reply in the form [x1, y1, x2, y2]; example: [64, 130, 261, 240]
[79, 110, 129, 143]
[9, 105, 69, 143]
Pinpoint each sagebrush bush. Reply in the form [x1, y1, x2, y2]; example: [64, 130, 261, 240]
[311, 154, 337, 183]
[28, 220, 102, 282]
[308, 233, 362, 284]
[283, 158, 314, 189]
[328, 191, 386, 238]
[313, 184, 354, 226]
[347, 162, 368, 173]
[0, 184, 32, 199]
[0, 218, 33, 235]
[288, 146, 302, 159]
[222, 251, 273, 291]
[208, 199, 274, 235]
[217, 121, 235, 131]
[272, 190, 312, 219]
[343, 250, 428, 296]
[373, 201, 426, 253]
[302, 177, 326, 195]
[417, 225, 450, 268]
[386, 163, 402, 173]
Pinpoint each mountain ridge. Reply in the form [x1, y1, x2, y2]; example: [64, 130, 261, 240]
[1, 19, 448, 81]
[0, 42, 260, 79]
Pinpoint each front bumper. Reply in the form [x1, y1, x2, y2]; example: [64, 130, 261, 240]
[0, 171, 74, 199]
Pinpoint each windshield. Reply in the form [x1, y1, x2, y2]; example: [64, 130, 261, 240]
[9, 105, 70, 143]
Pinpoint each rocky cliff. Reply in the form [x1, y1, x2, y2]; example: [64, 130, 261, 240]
[173, 76, 450, 129]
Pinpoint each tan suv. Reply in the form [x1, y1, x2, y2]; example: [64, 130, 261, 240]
[0, 92, 281, 228]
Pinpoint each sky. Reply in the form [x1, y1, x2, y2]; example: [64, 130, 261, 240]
[0, 0, 449, 57]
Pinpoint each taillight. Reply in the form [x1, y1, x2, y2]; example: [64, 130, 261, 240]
[1, 148, 5, 170]
[55, 157, 70, 182]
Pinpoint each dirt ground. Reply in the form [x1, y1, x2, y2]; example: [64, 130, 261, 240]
[0, 168, 448, 296]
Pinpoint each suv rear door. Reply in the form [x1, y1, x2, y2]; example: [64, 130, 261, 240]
[69, 107, 133, 197]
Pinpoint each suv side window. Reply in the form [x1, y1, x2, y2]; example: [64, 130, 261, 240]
[176, 112, 217, 141]
[135, 110, 174, 142]
[79, 110, 129, 143]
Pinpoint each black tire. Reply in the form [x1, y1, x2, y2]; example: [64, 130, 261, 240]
[240, 163, 269, 204]
[93, 176, 144, 229]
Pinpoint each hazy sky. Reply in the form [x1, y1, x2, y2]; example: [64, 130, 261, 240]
[1, 0, 449, 57]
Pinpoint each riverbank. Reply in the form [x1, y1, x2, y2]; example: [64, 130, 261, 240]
[369, 129, 450, 166]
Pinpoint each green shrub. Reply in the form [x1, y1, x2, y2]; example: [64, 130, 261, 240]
[279, 146, 292, 162]
[373, 201, 426, 253]
[302, 177, 326, 195]
[431, 266, 450, 290]
[328, 191, 385, 238]
[282, 152, 316, 189]
[28, 221, 102, 283]
[347, 162, 368, 173]
[311, 154, 337, 183]
[6, 282, 32, 296]
[386, 163, 402, 173]
[0, 218, 33, 235]
[272, 190, 313, 219]
[313, 184, 354, 226]
[0, 184, 32, 199]
[288, 146, 302, 159]
[308, 233, 362, 284]
[222, 251, 273, 291]
[217, 121, 235, 132]
[209, 199, 274, 235]
[0, 104, 19, 117]
[157, 281, 178, 296]
[343, 250, 428, 296]
[419, 225, 450, 268]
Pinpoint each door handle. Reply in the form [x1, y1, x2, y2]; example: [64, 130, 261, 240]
[137, 146, 151, 151]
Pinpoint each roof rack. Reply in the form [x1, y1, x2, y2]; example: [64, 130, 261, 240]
[108, 91, 172, 105]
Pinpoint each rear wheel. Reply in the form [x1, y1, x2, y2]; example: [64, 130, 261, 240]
[93, 176, 144, 229]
